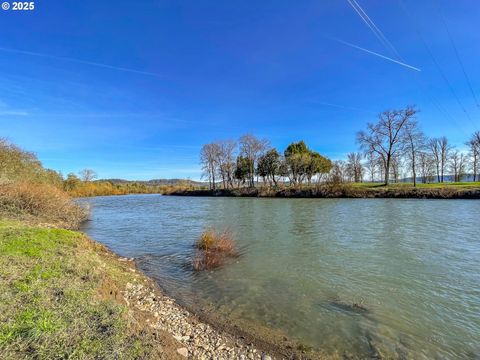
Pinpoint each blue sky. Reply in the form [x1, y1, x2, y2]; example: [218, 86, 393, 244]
[1, 0, 479, 180]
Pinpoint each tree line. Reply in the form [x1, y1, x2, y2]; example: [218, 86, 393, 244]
[200, 134, 333, 189]
[200, 106, 480, 188]
[0, 139, 185, 197]
[356, 106, 480, 185]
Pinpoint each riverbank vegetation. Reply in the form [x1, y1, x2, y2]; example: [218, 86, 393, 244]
[0, 140, 180, 358]
[0, 140, 286, 359]
[64, 176, 198, 198]
[198, 106, 480, 190]
[172, 182, 480, 199]
[193, 228, 238, 271]
[0, 137, 201, 199]
[0, 139, 88, 228]
[0, 221, 170, 359]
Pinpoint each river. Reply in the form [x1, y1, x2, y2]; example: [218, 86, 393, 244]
[80, 195, 480, 359]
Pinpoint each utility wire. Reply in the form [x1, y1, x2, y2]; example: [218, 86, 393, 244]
[397, 0, 476, 128]
[345, 0, 470, 133]
[435, 2, 480, 108]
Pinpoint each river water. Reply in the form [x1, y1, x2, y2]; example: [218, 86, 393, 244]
[80, 195, 480, 359]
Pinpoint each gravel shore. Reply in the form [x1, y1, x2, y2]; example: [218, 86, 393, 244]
[122, 270, 278, 360]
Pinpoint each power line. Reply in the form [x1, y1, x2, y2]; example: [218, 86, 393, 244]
[435, 2, 480, 108]
[397, 0, 477, 128]
[345, 0, 468, 134]
[345, 0, 472, 133]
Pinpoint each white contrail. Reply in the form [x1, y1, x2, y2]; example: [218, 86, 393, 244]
[331, 37, 421, 72]
[347, 0, 403, 61]
[0, 46, 162, 77]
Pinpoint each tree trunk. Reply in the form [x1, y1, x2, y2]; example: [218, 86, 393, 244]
[211, 165, 216, 190]
[385, 156, 390, 185]
[412, 152, 416, 187]
[473, 155, 477, 182]
[441, 160, 444, 183]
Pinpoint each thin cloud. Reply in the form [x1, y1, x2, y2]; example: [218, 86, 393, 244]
[0, 46, 162, 78]
[327, 36, 421, 72]
[0, 110, 29, 116]
[313, 101, 377, 113]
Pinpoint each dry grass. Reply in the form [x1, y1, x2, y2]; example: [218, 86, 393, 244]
[0, 182, 88, 229]
[193, 228, 237, 271]
[196, 228, 217, 250]
[192, 251, 225, 271]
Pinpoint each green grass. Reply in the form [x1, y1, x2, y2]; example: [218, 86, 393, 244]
[351, 181, 480, 189]
[0, 221, 160, 359]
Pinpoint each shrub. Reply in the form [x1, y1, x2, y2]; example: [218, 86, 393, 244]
[0, 182, 88, 229]
[214, 233, 235, 253]
[193, 228, 237, 271]
[196, 228, 217, 250]
[0, 138, 63, 186]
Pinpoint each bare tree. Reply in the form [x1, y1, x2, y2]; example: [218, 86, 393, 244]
[466, 131, 480, 182]
[200, 143, 220, 190]
[346, 152, 363, 182]
[402, 120, 426, 187]
[329, 160, 347, 183]
[449, 150, 467, 182]
[363, 151, 378, 182]
[357, 106, 417, 185]
[429, 139, 441, 183]
[79, 169, 97, 182]
[239, 134, 269, 187]
[390, 155, 402, 183]
[217, 140, 237, 189]
[429, 137, 451, 183]
[439, 137, 451, 183]
[418, 151, 435, 183]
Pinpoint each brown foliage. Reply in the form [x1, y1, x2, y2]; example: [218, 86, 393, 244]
[193, 228, 237, 271]
[0, 182, 88, 229]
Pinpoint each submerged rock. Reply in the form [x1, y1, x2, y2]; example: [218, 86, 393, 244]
[328, 301, 369, 314]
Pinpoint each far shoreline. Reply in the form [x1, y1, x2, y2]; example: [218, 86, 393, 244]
[165, 184, 480, 200]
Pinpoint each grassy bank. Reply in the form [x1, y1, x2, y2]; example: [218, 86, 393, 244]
[0, 184, 290, 359]
[168, 182, 480, 199]
[0, 141, 293, 359]
[0, 220, 180, 359]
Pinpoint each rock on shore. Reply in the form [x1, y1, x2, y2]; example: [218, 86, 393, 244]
[123, 281, 273, 359]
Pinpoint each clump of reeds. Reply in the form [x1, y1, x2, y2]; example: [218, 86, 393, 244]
[0, 182, 89, 229]
[193, 228, 237, 271]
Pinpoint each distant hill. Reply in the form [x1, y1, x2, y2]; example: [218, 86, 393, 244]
[96, 178, 206, 187]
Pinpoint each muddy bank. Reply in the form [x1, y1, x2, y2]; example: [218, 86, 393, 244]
[167, 185, 480, 199]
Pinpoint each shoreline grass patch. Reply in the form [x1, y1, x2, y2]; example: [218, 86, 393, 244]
[0, 222, 166, 359]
